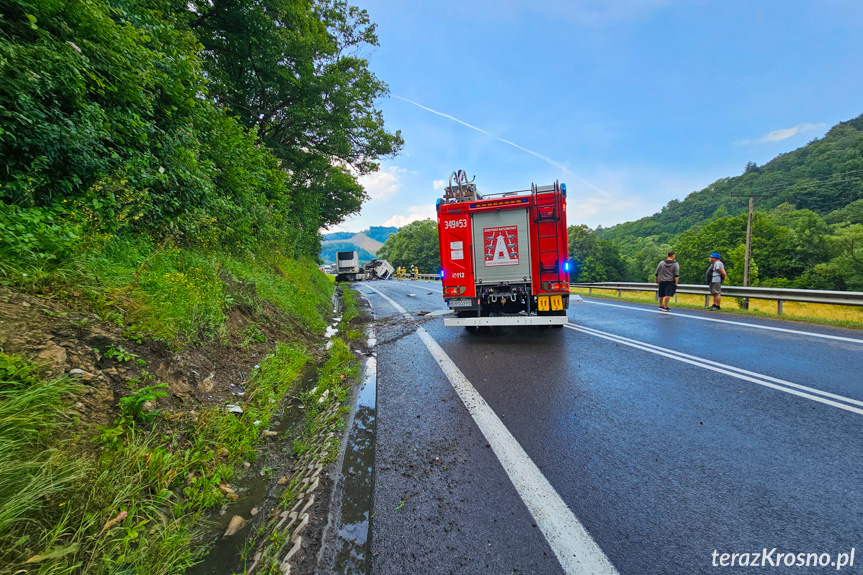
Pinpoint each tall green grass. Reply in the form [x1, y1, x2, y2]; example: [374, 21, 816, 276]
[0, 353, 86, 573]
[1, 232, 334, 346]
[223, 256, 334, 336]
[0, 341, 313, 574]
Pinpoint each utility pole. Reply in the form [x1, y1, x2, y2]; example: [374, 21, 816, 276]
[732, 164, 770, 310]
[743, 195, 754, 291]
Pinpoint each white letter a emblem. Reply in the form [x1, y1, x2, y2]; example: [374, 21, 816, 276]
[492, 234, 511, 264]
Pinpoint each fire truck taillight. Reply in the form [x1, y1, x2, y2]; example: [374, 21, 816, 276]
[542, 281, 569, 291]
[443, 286, 466, 296]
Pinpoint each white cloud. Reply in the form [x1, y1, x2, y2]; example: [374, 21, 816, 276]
[394, 96, 607, 195]
[383, 205, 437, 227]
[734, 122, 827, 146]
[734, 123, 827, 146]
[758, 123, 825, 143]
[358, 166, 406, 200]
[433, 179, 446, 190]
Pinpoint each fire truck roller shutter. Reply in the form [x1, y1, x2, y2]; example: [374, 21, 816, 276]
[471, 209, 531, 285]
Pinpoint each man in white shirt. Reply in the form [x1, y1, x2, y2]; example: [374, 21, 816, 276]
[706, 252, 726, 310]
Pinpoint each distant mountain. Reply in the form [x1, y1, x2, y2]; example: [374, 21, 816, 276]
[322, 231, 354, 241]
[319, 226, 397, 264]
[364, 226, 398, 243]
[320, 242, 376, 265]
[349, 232, 384, 253]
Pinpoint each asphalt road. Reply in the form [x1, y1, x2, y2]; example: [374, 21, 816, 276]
[358, 280, 863, 575]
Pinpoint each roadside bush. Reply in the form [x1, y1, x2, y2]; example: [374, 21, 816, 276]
[0, 203, 81, 284]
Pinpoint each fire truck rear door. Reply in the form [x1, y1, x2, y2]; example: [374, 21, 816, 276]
[471, 209, 532, 285]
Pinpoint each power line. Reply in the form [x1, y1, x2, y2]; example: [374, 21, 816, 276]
[728, 168, 863, 197]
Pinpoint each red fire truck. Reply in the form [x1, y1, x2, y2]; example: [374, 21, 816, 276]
[437, 170, 570, 328]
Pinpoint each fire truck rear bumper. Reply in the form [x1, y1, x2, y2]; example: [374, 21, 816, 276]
[443, 315, 568, 327]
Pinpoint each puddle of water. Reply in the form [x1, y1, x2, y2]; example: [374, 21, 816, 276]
[327, 352, 377, 574]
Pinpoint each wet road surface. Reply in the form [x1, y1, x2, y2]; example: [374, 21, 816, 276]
[359, 280, 863, 575]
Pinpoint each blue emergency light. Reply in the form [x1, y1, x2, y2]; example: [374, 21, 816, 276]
[439, 269, 445, 279]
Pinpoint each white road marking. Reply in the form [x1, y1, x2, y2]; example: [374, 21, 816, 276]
[391, 285, 863, 345]
[575, 324, 863, 409]
[581, 299, 863, 345]
[364, 284, 618, 575]
[403, 281, 442, 292]
[566, 323, 863, 416]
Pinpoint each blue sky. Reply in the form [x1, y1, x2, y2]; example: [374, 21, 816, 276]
[332, 0, 863, 233]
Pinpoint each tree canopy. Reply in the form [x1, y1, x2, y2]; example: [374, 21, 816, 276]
[0, 0, 402, 258]
[377, 219, 440, 273]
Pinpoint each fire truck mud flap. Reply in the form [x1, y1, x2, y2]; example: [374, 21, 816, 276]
[443, 315, 568, 327]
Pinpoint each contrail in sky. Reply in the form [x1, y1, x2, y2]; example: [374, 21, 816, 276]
[393, 96, 606, 194]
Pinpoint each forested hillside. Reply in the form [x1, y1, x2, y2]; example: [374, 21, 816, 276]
[573, 114, 863, 290]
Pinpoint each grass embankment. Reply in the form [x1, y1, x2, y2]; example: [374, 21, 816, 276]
[0, 234, 338, 574]
[240, 285, 364, 573]
[572, 288, 863, 329]
[291, 285, 362, 465]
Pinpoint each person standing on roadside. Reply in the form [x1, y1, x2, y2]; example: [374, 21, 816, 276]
[655, 251, 679, 312]
[706, 252, 726, 310]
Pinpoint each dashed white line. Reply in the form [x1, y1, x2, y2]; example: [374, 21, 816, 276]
[566, 323, 863, 416]
[363, 284, 618, 575]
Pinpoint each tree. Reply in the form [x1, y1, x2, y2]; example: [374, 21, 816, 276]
[825, 198, 863, 225]
[568, 224, 628, 282]
[0, 0, 402, 259]
[377, 220, 440, 273]
[744, 161, 761, 174]
[828, 224, 863, 290]
[631, 240, 672, 282]
[188, 0, 403, 226]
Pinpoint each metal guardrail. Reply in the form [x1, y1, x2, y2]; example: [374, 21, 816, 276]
[416, 274, 440, 281]
[571, 282, 863, 315]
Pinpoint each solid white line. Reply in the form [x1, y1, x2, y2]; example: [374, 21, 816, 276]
[573, 324, 863, 409]
[565, 324, 863, 416]
[364, 284, 618, 575]
[581, 299, 863, 345]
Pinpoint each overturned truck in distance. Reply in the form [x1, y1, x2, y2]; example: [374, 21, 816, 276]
[335, 251, 394, 282]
